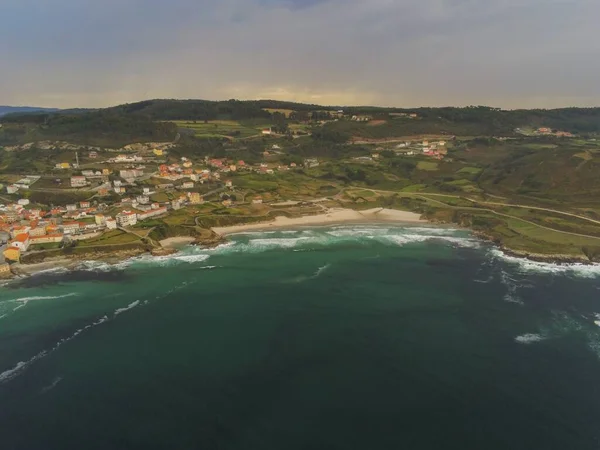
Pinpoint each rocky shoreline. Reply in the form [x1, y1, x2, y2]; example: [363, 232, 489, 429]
[4, 224, 598, 280]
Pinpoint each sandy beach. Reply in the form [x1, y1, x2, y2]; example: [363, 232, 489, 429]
[159, 237, 196, 248]
[212, 208, 426, 235]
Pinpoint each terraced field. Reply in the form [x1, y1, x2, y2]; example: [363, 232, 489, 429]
[173, 120, 267, 139]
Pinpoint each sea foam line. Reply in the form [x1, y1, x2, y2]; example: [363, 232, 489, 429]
[0, 298, 146, 384]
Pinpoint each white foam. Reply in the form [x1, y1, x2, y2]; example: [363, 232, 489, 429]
[0, 304, 139, 383]
[0, 351, 47, 383]
[40, 376, 63, 394]
[490, 249, 600, 278]
[9, 293, 78, 312]
[314, 263, 331, 278]
[500, 270, 523, 305]
[114, 300, 140, 316]
[515, 333, 547, 344]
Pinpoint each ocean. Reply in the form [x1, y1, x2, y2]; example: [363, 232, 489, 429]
[1, 225, 600, 450]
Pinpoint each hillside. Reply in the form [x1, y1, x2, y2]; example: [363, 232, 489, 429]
[0, 106, 60, 117]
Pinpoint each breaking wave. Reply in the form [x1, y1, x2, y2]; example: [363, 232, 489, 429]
[489, 249, 600, 278]
[0, 296, 150, 384]
[515, 333, 547, 344]
[7, 293, 78, 312]
[114, 300, 140, 316]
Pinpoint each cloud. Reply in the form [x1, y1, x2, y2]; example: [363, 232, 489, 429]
[1, 0, 599, 108]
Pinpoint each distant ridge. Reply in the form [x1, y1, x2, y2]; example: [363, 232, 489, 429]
[0, 106, 60, 117]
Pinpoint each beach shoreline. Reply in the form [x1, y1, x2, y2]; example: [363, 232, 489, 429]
[212, 207, 426, 235]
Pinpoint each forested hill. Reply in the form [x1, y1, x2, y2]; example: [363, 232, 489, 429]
[2, 99, 600, 147]
[0, 106, 60, 117]
[103, 100, 600, 134]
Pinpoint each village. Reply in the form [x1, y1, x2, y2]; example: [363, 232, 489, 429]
[0, 141, 334, 272]
[0, 133, 462, 274]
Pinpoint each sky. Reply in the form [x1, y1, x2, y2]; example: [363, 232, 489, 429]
[1, 0, 599, 109]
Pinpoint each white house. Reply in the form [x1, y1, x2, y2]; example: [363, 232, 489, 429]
[116, 211, 138, 227]
[106, 218, 117, 230]
[71, 176, 87, 188]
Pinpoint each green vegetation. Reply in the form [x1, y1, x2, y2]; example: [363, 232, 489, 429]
[416, 161, 439, 171]
[5, 98, 600, 262]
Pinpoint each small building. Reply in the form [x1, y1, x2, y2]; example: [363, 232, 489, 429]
[62, 222, 81, 234]
[95, 214, 106, 226]
[119, 169, 144, 179]
[261, 128, 272, 135]
[153, 149, 164, 156]
[136, 195, 150, 205]
[71, 176, 87, 188]
[222, 199, 232, 207]
[102, 168, 111, 176]
[89, 151, 98, 159]
[17, 199, 30, 206]
[55, 162, 70, 169]
[137, 207, 168, 221]
[3, 246, 20, 262]
[189, 192, 203, 205]
[66, 204, 77, 211]
[11, 233, 31, 252]
[30, 234, 63, 245]
[225, 180, 233, 188]
[106, 218, 117, 230]
[80, 201, 91, 209]
[181, 182, 194, 190]
[116, 211, 138, 227]
[252, 197, 263, 204]
[6, 185, 18, 194]
[29, 226, 47, 237]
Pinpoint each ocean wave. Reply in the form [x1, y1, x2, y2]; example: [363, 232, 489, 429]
[0, 351, 47, 383]
[515, 333, 547, 344]
[210, 226, 479, 255]
[490, 249, 600, 278]
[114, 300, 140, 316]
[499, 270, 524, 305]
[314, 263, 331, 278]
[0, 297, 144, 384]
[40, 376, 63, 394]
[8, 293, 78, 312]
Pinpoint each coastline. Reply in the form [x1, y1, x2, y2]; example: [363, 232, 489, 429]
[212, 207, 427, 235]
[6, 208, 600, 281]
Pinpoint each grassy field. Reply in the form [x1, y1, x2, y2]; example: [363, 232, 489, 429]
[78, 230, 140, 246]
[416, 161, 439, 171]
[173, 120, 268, 139]
[262, 108, 295, 118]
[456, 166, 482, 175]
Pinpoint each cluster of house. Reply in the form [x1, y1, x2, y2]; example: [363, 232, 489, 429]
[0, 201, 113, 263]
[534, 127, 574, 138]
[395, 140, 448, 159]
[0, 187, 208, 262]
[5, 176, 41, 195]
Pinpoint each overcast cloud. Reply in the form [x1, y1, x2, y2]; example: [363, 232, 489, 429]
[1, 0, 599, 108]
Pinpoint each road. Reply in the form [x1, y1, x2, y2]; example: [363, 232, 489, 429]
[349, 187, 600, 242]
[354, 187, 600, 227]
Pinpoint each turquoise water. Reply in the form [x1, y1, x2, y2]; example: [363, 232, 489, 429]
[2, 225, 600, 449]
